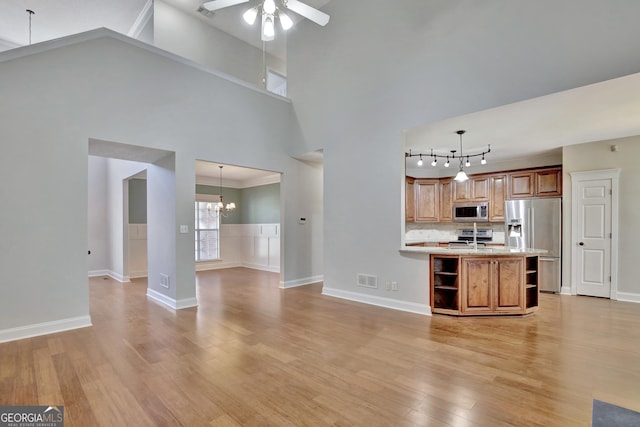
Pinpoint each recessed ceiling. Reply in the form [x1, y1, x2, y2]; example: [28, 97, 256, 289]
[196, 160, 280, 187]
[405, 71, 640, 168]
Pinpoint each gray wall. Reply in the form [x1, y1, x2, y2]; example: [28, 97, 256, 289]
[0, 31, 316, 334]
[129, 178, 147, 224]
[563, 136, 640, 298]
[196, 183, 280, 225]
[154, 0, 285, 88]
[287, 0, 640, 308]
[240, 183, 280, 224]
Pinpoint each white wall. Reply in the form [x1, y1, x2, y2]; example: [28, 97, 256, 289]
[88, 156, 110, 273]
[154, 0, 285, 88]
[562, 137, 640, 299]
[106, 158, 148, 281]
[287, 0, 640, 312]
[0, 30, 312, 338]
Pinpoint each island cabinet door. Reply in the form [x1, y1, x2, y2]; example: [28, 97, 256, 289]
[461, 256, 525, 315]
[493, 257, 525, 313]
[461, 257, 493, 314]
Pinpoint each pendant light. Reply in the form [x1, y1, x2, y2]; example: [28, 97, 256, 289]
[215, 166, 236, 217]
[406, 130, 491, 183]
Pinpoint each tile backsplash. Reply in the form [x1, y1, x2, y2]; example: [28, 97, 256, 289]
[406, 222, 505, 244]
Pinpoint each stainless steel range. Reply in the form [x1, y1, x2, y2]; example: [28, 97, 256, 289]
[448, 228, 493, 248]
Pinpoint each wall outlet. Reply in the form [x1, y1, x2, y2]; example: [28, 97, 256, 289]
[160, 273, 170, 289]
[391, 281, 398, 291]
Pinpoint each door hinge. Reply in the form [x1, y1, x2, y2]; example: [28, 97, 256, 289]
[610, 232, 612, 238]
[610, 189, 613, 195]
[609, 276, 612, 282]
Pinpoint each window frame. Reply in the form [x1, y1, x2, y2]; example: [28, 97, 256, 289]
[195, 194, 222, 262]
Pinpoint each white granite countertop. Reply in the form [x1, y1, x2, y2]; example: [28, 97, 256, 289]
[400, 245, 547, 255]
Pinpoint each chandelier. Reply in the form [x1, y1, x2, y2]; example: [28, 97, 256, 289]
[209, 165, 236, 217]
[406, 130, 491, 182]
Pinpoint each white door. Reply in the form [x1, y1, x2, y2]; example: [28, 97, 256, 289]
[575, 179, 611, 297]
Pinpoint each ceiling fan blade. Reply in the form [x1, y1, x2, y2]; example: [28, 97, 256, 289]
[285, 0, 330, 26]
[202, 0, 250, 12]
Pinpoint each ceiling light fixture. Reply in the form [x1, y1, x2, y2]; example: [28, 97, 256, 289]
[212, 165, 236, 217]
[406, 130, 491, 182]
[201, 0, 330, 42]
[243, 6, 259, 24]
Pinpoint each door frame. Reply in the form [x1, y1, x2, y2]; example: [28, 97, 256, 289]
[569, 168, 620, 298]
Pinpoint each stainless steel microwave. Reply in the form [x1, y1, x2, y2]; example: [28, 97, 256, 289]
[453, 202, 489, 222]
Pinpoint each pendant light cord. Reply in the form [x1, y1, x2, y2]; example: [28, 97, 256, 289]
[27, 9, 35, 45]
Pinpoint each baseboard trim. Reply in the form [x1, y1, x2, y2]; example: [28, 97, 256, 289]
[88, 270, 130, 282]
[321, 287, 431, 316]
[146, 288, 198, 310]
[196, 261, 243, 272]
[0, 315, 92, 344]
[129, 271, 148, 279]
[560, 286, 573, 295]
[616, 292, 640, 303]
[281, 275, 324, 289]
[242, 263, 280, 273]
[88, 269, 110, 277]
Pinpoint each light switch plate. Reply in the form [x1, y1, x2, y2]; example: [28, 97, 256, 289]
[179, 225, 188, 233]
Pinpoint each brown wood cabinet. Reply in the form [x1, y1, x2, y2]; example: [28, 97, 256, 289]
[536, 168, 562, 197]
[489, 174, 506, 222]
[406, 166, 561, 223]
[405, 177, 415, 222]
[508, 171, 535, 198]
[415, 179, 439, 222]
[439, 179, 453, 222]
[430, 254, 539, 316]
[508, 167, 562, 199]
[453, 179, 470, 202]
[471, 175, 490, 201]
[461, 256, 523, 314]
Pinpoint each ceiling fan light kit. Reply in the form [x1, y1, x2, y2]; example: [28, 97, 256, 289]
[202, 0, 330, 41]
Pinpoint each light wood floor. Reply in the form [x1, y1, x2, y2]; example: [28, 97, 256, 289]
[2, 268, 640, 426]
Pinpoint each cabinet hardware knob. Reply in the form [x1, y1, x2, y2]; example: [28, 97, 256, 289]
[578, 242, 584, 246]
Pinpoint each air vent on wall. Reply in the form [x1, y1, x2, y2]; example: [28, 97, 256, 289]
[357, 274, 378, 289]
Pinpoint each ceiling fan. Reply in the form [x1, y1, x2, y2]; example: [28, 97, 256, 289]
[201, 0, 330, 41]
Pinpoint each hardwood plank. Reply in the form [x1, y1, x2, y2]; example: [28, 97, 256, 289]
[1, 268, 640, 426]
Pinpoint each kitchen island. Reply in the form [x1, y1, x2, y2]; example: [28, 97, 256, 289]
[401, 245, 546, 316]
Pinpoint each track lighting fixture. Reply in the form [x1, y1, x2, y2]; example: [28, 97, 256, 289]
[405, 130, 491, 182]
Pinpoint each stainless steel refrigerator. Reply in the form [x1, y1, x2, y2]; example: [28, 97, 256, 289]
[505, 198, 562, 293]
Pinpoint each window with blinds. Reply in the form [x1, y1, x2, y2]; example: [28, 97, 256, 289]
[195, 200, 220, 261]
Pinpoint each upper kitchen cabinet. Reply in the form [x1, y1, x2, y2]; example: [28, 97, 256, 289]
[453, 176, 489, 202]
[439, 179, 453, 222]
[508, 167, 562, 199]
[406, 176, 415, 222]
[415, 179, 439, 222]
[535, 168, 562, 197]
[489, 174, 507, 222]
[508, 171, 535, 198]
[471, 175, 490, 201]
